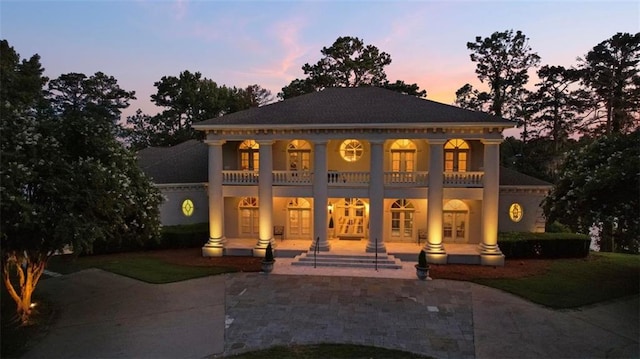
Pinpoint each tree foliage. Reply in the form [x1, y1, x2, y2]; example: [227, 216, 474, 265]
[577, 32, 640, 135]
[279, 36, 425, 99]
[544, 131, 640, 253]
[121, 70, 272, 149]
[0, 40, 162, 324]
[455, 30, 540, 119]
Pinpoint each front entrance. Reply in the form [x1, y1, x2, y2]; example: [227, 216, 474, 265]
[336, 198, 366, 240]
[443, 199, 468, 243]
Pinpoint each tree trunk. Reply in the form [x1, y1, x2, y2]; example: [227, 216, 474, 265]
[2, 253, 47, 325]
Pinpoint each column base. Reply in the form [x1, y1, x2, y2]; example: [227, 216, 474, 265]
[308, 239, 331, 252]
[366, 242, 386, 253]
[202, 237, 226, 257]
[254, 237, 275, 257]
[423, 242, 447, 264]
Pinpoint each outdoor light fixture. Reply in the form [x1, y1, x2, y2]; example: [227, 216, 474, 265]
[327, 202, 333, 214]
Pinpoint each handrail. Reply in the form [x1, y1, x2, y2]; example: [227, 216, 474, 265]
[374, 237, 378, 272]
[313, 236, 319, 269]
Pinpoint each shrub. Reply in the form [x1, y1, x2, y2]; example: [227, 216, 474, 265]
[417, 250, 428, 268]
[264, 243, 275, 262]
[498, 232, 591, 259]
[157, 223, 209, 249]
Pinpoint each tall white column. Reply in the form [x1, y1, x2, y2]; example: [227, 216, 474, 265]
[202, 140, 226, 257]
[310, 140, 330, 251]
[367, 140, 386, 253]
[480, 139, 504, 266]
[254, 140, 274, 257]
[424, 139, 447, 264]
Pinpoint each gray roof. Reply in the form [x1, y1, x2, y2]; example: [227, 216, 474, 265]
[500, 167, 552, 187]
[194, 87, 514, 128]
[137, 140, 208, 184]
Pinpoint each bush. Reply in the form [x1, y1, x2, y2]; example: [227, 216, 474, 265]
[498, 232, 591, 259]
[157, 223, 209, 249]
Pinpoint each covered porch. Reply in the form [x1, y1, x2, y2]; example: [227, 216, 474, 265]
[220, 238, 484, 265]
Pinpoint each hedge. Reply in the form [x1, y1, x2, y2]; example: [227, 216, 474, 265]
[155, 222, 210, 249]
[498, 232, 591, 259]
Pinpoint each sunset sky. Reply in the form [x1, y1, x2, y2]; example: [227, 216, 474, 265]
[2, 0, 638, 122]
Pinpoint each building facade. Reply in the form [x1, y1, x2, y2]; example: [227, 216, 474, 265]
[174, 87, 551, 266]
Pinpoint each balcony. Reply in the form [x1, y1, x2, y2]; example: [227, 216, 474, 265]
[221, 170, 483, 187]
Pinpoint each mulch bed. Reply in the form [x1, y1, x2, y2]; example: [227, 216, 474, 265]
[145, 248, 551, 280]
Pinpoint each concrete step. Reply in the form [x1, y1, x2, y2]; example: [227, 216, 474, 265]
[291, 252, 403, 269]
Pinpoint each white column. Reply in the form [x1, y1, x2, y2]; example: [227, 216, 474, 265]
[367, 140, 386, 253]
[480, 139, 505, 266]
[310, 140, 330, 251]
[424, 139, 447, 264]
[254, 140, 274, 257]
[202, 140, 226, 257]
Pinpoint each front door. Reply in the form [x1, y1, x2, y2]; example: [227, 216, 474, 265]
[337, 198, 366, 239]
[443, 211, 466, 243]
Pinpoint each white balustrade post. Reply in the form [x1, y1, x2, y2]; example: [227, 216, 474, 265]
[254, 140, 274, 257]
[367, 140, 386, 253]
[424, 139, 447, 263]
[203, 139, 226, 257]
[480, 139, 505, 265]
[311, 140, 330, 251]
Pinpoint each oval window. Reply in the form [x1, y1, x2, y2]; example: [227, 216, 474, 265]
[509, 203, 523, 222]
[182, 199, 194, 217]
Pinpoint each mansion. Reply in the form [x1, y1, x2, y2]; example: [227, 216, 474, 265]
[138, 87, 551, 266]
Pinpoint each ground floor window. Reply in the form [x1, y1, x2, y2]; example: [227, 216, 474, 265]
[443, 199, 468, 243]
[239, 197, 259, 235]
[390, 199, 415, 241]
[287, 198, 311, 239]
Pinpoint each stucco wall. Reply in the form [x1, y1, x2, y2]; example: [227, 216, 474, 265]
[158, 185, 208, 226]
[499, 188, 548, 233]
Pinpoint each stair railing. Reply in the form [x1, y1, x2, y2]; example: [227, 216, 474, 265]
[374, 237, 378, 271]
[313, 236, 320, 269]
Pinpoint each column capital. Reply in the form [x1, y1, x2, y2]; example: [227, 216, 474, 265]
[204, 139, 226, 146]
[481, 138, 504, 145]
[313, 140, 328, 146]
[426, 139, 448, 146]
[256, 139, 275, 146]
[368, 139, 386, 145]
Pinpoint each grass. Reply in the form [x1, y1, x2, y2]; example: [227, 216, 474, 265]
[227, 343, 431, 359]
[46, 253, 238, 284]
[473, 252, 640, 308]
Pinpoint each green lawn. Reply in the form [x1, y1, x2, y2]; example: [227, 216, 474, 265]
[46, 253, 238, 284]
[227, 344, 431, 359]
[473, 252, 640, 308]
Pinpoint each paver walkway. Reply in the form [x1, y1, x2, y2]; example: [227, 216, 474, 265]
[224, 273, 474, 358]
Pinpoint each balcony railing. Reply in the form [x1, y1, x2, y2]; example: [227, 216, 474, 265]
[443, 171, 484, 187]
[384, 171, 429, 186]
[221, 170, 483, 187]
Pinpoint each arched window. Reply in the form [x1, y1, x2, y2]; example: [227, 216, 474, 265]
[287, 140, 311, 171]
[239, 140, 259, 170]
[238, 197, 259, 235]
[444, 139, 469, 172]
[390, 199, 415, 240]
[340, 139, 364, 162]
[390, 139, 416, 173]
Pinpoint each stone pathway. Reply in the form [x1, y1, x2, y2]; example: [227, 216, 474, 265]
[224, 273, 474, 358]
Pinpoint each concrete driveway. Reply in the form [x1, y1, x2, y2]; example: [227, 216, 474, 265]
[22, 268, 639, 359]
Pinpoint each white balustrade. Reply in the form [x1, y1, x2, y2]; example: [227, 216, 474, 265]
[443, 171, 484, 187]
[222, 170, 483, 187]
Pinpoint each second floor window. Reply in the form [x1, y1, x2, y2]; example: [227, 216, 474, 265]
[444, 139, 469, 172]
[340, 139, 363, 162]
[239, 140, 259, 170]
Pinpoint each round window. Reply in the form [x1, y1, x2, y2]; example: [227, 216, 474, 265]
[339, 139, 363, 162]
[509, 203, 523, 222]
[182, 199, 194, 217]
